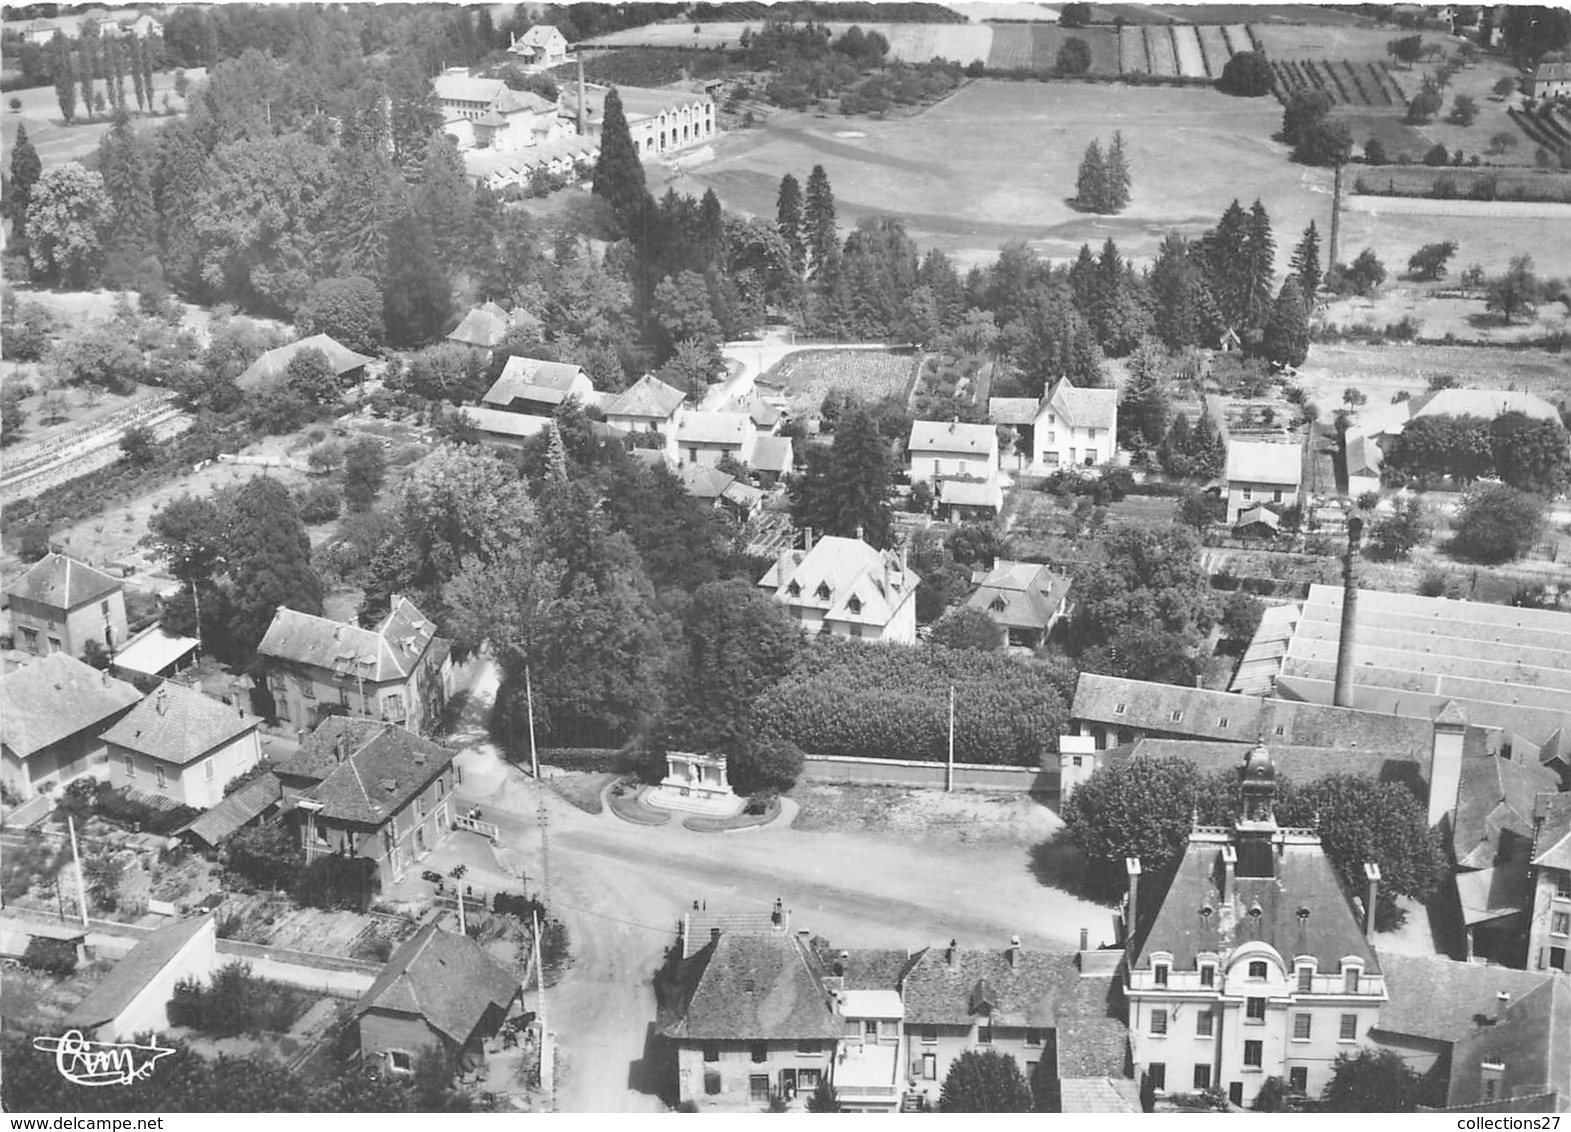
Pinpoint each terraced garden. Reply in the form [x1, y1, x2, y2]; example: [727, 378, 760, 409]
[1509, 102, 1571, 162]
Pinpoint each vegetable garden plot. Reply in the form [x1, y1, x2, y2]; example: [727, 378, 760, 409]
[986, 22, 1035, 70]
[1118, 26, 1148, 74]
[1196, 25, 1232, 77]
[1144, 24, 1178, 77]
[1172, 25, 1207, 78]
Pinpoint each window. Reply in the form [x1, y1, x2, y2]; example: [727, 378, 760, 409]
[1026, 1028, 1044, 1047]
[1339, 1014, 1357, 1041]
[704, 1070, 721, 1096]
[1242, 486, 1253, 501]
[1150, 1010, 1168, 1036]
[124, 755, 135, 777]
[922, 1053, 937, 1080]
[1072, 756, 1083, 768]
[1553, 946, 1567, 970]
[849, 623, 862, 640]
[1246, 998, 1266, 1022]
[1480, 1061, 1504, 1104]
[815, 582, 831, 601]
[301, 680, 315, 700]
[20, 628, 38, 652]
[1297, 966, 1313, 993]
[1243, 1041, 1263, 1069]
[978, 1025, 993, 1045]
[1147, 1063, 1166, 1091]
[1343, 968, 1361, 993]
[847, 596, 862, 615]
[1288, 1067, 1308, 1094]
[1088, 429, 1098, 440]
[1154, 963, 1169, 986]
[416, 794, 425, 819]
[863, 1021, 878, 1041]
[1292, 1014, 1312, 1041]
[1275, 724, 1286, 737]
[155, 766, 166, 789]
[1272, 489, 1283, 504]
[204, 758, 215, 781]
[749, 1075, 770, 1102]
[1552, 912, 1571, 936]
[1248, 961, 1268, 980]
[1218, 717, 1230, 729]
[388, 1050, 412, 1073]
[703, 1045, 719, 1064]
[796, 1040, 821, 1055]
[1169, 709, 1183, 722]
[48, 637, 61, 653]
[1194, 1064, 1212, 1090]
[1556, 872, 1571, 899]
[1196, 1010, 1214, 1038]
[920, 1026, 937, 1045]
[101, 600, 111, 615]
[1199, 964, 1215, 988]
[1114, 703, 1127, 715]
[750, 1044, 767, 1063]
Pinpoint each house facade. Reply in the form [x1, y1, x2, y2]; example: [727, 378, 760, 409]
[1224, 440, 1303, 524]
[275, 717, 458, 891]
[965, 560, 1072, 651]
[5, 552, 128, 660]
[63, 915, 217, 1043]
[1032, 380, 1118, 469]
[602, 374, 687, 463]
[508, 24, 569, 68]
[1533, 62, 1571, 100]
[256, 597, 454, 737]
[676, 411, 756, 467]
[103, 682, 264, 810]
[0, 653, 142, 800]
[908, 419, 998, 483]
[1527, 794, 1571, 976]
[1125, 746, 1387, 1107]
[481, 356, 595, 417]
[567, 84, 717, 159]
[757, 535, 919, 645]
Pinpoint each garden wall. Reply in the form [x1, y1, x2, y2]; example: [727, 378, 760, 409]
[217, 938, 379, 996]
[800, 753, 1057, 794]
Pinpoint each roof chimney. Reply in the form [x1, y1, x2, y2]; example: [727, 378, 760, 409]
[1125, 858, 1142, 941]
[1334, 517, 1364, 708]
[1363, 862, 1381, 940]
[1221, 845, 1238, 916]
[771, 897, 784, 927]
[946, 938, 959, 971]
[155, 686, 168, 715]
[855, 524, 865, 541]
[804, 526, 814, 553]
[1006, 934, 1021, 969]
[1495, 991, 1510, 1022]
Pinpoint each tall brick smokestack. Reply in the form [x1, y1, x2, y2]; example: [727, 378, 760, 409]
[1334, 516, 1364, 708]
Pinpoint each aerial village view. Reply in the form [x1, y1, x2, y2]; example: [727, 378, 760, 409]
[0, 0, 1568, 1119]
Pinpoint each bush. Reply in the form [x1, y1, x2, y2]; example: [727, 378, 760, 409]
[1450, 484, 1544, 563]
[1218, 51, 1273, 97]
[167, 962, 308, 1035]
[296, 482, 341, 524]
[731, 736, 804, 795]
[21, 936, 77, 976]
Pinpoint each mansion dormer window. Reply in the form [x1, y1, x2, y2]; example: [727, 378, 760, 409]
[1297, 965, 1313, 993]
[788, 581, 801, 597]
[816, 582, 832, 601]
[847, 596, 862, 615]
[1343, 967, 1361, 993]
[1248, 960, 1268, 980]
[1199, 963, 1215, 987]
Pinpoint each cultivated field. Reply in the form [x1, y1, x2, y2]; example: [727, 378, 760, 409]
[761, 348, 920, 416]
[1251, 22, 1425, 62]
[1293, 342, 1571, 413]
[667, 80, 1571, 275]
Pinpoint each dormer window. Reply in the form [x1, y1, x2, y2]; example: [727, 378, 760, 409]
[1297, 966, 1313, 993]
[1114, 703, 1126, 715]
[1169, 710, 1183, 722]
[1343, 967, 1361, 993]
[1154, 963, 1169, 986]
[788, 581, 801, 597]
[1248, 960, 1268, 980]
[847, 596, 862, 615]
[816, 582, 832, 601]
[1218, 717, 1229, 729]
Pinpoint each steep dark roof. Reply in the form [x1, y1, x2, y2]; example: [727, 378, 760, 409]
[275, 717, 454, 826]
[0, 653, 142, 759]
[1533, 793, 1571, 872]
[1374, 953, 1553, 1043]
[602, 374, 685, 419]
[257, 596, 441, 683]
[966, 560, 1071, 632]
[237, 334, 372, 389]
[1453, 756, 1558, 870]
[65, 915, 214, 1029]
[353, 923, 518, 1046]
[811, 945, 917, 991]
[1130, 832, 1378, 974]
[101, 681, 260, 766]
[1445, 978, 1571, 1111]
[901, 947, 1082, 1029]
[660, 930, 841, 1042]
[1117, 739, 1428, 798]
[178, 772, 282, 847]
[5, 552, 121, 609]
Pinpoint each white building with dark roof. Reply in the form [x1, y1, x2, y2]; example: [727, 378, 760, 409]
[64, 915, 218, 1043]
[676, 410, 756, 467]
[4, 551, 128, 660]
[565, 83, 717, 159]
[103, 681, 264, 810]
[757, 535, 919, 644]
[507, 24, 570, 69]
[480, 356, 595, 417]
[236, 334, 372, 392]
[0, 653, 142, 800]
[1034, 379, 1118, 470]
[602, 373, 687, 463]
[1224, 440, 1303, 524]
[965, 560, 1071, 650]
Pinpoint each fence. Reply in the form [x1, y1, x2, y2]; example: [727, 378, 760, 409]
[800, 754, 1057, 794]
[216, 938, 381, 996]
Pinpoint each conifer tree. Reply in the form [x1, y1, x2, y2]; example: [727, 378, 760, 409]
[326, 146, 396, 282]
[591, 87, 651, 236]
[128, 35, 147, 112]
[1150, 233, 1201, 349]
[1075, 139, 1105, 212]
[98, 109, 155, 255]
[788, 403, 894, 548]
[776, 172, 805, 270]
[1200, 199, 1251, 335]
[1262, 278, 1311, 369]
[52, 33, 77, 124]
[78, 38, 97, 121]
[1243, 199, 1276, 332]
[803, 164, 838, 275]
[139, 37, 154, 110]
[6, 126, 42, 231]
[416, 133, 473, 273]
[224, 477, 325, 654]
[105, 36, 126, 113]
[1290, 220, 1322, 301]
[1105, 130, 1131, 212]
[698, 187, 726, 269]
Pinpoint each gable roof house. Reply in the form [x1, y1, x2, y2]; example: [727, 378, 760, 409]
[676, 410, 757, 467]
[1441, 977, 1571, 1112]
[236, 334, 372, 392]
[480, 356, 595, 417]
[1, 653, 142, 801]
[5, 551, 128, 660]
[909, 420, 1002, 517]
[1535, 61, 1571, 99]
[103, 682, 264, 811]
[1029, 380, 1118, 471]
[256, 597, 454, 738]
[1527, 793, 1571, 978]
[354, 922, 520, 1076]
[446, 301, 533, 357]
[757, 535, 919, 645]
[65, 915, 218, 1043]
[966, 560, 1072, 651]
[602, 374, 687, 464]
[1223, 439, 1303, 524]
[274, 717, 459, 892]
[507, 24, 570, 69]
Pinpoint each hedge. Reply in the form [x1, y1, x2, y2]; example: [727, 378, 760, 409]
[752, 638, 1076, 767]
[536, 747, 639, 774]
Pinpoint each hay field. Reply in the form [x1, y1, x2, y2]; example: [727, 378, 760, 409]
[1143, 25, 1178, 77]
[1197, 25, 1231, 74]
[1171, 24, 1207, 78]
[987, 23, 1036, 70]
[762, 349, 919, 416]
[1252, 23, 1435, 62]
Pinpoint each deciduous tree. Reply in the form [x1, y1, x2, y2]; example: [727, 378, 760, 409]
[1450, 482, 1545, 563]
[5, 126, 42, 232]
[1490, 412, 1571, 496]
[1323, 1049, 1423, 1112]
[939, 1050, 1034, 1113]
[1405, 240, 1458, 281]
[929, 606, 1004, 651]
[24, 163, 113, 288]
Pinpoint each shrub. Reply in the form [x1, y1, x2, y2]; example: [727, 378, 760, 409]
[1450, 484, 1545, 563]
[731, 736, 804, 795]
[21, 936, 77, 976]
[296, 482, 341, 524]
[167, 962, 308, 1035]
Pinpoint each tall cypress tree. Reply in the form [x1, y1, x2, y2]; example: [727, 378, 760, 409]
[1262, 278, 1311, 369]
[1201, 199, 1250, 335]
[1290, 220, 1322, 302]
[78, 38, 97, 120]
[128, 35, 147, 112]
[1075, 140, 1105, 212]
[591, 87, 651, 236]
[803, 164, 837, 275]
[1105, 130, 1131, 213]
[698, 188, 726, 269]
[6, 126, 42, 230]
[52, 33, 78, 123]
[776, 172, 805, 270]
[140, 35, 155, 111]
[225, 477, 324, 654]
[105, 36, 126, 112]
[326, 145, 395, 282]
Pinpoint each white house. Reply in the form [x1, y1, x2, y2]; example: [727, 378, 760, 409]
[907, 419, 998, 483]
[1224, 440, 1303, 524]
[103, 682, 264, 810]
[433, 70, 560, 153]
[508, 24, 570, 69]
[1533, 62, 1571, 100]
[63, 915, 218, 1042]
[757, 535, 919, 645]
[602, 374, 687, 463]
[676, 411, 756, 467]
[992, 380, 1118, 471]
[565, 84, 717, 159]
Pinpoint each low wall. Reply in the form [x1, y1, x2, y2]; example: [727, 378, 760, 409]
[217, 939, 379, 997]
[800, 754, 1057, 794]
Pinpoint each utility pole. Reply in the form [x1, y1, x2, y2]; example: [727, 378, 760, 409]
[945, 685, 955, 793]
[1328, 159, 1343, 271]
[528, 664, 551, 908]
[68, 815, 89, 927]
[526, 665, 539, 781]
[533, 908, 553, 1105]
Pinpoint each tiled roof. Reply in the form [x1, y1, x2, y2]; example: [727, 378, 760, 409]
[274, 717, 455, 827]
[678, 464, 734, 500]
[1115, 739, 1428, 798]
[660, 930, 842, 1042]
[989, 397, 1039, 426]
[1225, 440, 1303, 486]
[447, 303, 511, 348]
[1046, 379, 1116, 432]
[1446, 978, 1571, 1110]
[434, 73, 510, 105]
[909, 419, 997, 456]
[1374, 953, 1552, 1043]
[236, 335, 372, 389]
[1456, 864, 1530, 926]
[66, 915, 214, 1029]
[5, 552, 121, 609]
[1452, 756, 1557, 870]
[1130, 831, 1378, 974]
[1234, 504, 1281, 531]
[177, 772, 282, 847]
[354, 923, 518, 1047]
[0, 653, 142, 759]
[482, 356, 591, 408]
[902, 947, 1081, 1029]
[676, 411, 752, 446]
[1536, 62, 1571, 82]
[753, 435, 794, 474]
[602, 374, 685, 420]
[1531, 793, 1571, 872]
[1058, 1078, 1142, 1113]
[722, 390, 783, 430]
[462, 406, 553, 437]
[518, 24, 562, 46]
[100, 681, 260, 767]
[811, 945, 918, 991]
[965, 560, 1070, 632]
[1275, 675, 1551, 753]
[257, 596, 440, 684]
[1411, 387, 1561, 424]
[940, 479, 1003, 509]
[757, 536, 919, 628]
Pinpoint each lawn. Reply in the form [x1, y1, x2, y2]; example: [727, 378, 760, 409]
[667, 80, 1571, 276]
[547, 771, 617, 815]
[0, 69, 201, 168]
[1319, 289, 1571, 346]
[760, 348, 919, 416]
[1293, 341, 1571, 412]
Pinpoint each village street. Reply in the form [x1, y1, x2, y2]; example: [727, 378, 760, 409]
[445, 662, 1113, 1113]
